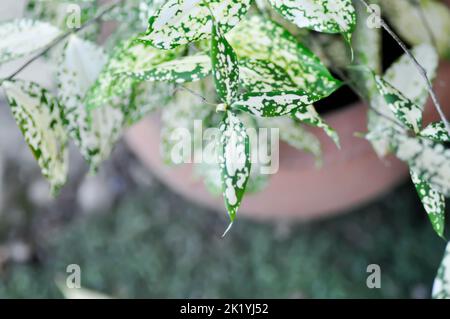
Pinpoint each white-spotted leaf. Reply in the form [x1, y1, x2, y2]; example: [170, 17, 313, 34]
[57, 35, 124, 171]
[420, 122, 450, 143]
[211, 21, 239, 104]
[2, 80, 68, 193]
[219, 111, 251, 222]
[0, 19, 61, 64]
[231, 90, 321, 117]
[268, 0, 356, 42]
[410, 169, 445, 238]
[433, 242, 450, 299]
[121, 54, 211, 83]
[374, 75, 423, 134]
[294, 105, 340, 147]
[228, 16, 341, 96]
[139, 0, 251, 49]
[239, 58, 297, 92]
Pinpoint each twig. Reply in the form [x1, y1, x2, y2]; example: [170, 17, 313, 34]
[1, 0, 124, 83]
[175, 85, 217, 106]
[358, 0, 450, 134]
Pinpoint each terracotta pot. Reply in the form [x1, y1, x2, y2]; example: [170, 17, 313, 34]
[125, 59, 450, 221]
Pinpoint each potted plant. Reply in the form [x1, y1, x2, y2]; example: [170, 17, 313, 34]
[1, 0, 450, 297]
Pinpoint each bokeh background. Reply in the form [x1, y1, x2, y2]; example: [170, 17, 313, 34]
[0, 0, 449, 299]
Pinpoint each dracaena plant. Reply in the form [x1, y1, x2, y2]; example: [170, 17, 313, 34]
[1, 0, 450, 297]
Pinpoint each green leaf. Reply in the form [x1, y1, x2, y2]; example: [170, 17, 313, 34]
[85, 37, 181, 110]
[410, 170, 445, 238]
[239, 58, 297, 92]
[433, 242, 450, 299]
[268, 0, 356, 42]
[57, 35, 125, 171]
[380, 0, 450, 57]
[211, 21, 240, 104]
[2, 80, 68, 193]
[228, 16, 341, 96]
[420, 122, 450, 143]
[231, 90, 321, 117]
[139, 0, 252, 49]
[374, 75, 423, 134]
[0, 19, 61, 64]
[120, 54, 211, 83]
[293, 105, 340, 148]
[219, 111, 251, 222]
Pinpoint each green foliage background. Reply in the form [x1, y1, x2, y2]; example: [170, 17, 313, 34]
[0, 180, 447, 298]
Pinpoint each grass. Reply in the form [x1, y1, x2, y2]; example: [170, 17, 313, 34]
[0, 178, 448, 298]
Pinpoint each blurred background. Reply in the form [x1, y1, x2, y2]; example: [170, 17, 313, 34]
[0, 0, 449, 299]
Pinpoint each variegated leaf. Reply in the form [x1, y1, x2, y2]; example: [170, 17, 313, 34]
[433, 242, 450, 299]
[120, 54, 211, 83]
[2, 80, 68, 193]
[374, 75, 423, 134]
[211, 21, 239, 104]
[139, 0, 252, 49]
[231, 90, 321, 117]
[228, 16, 341, 96]
[0, 19, 61, 64]
[268, 0, 356, 42]
[420, 122, 450, 143]
[368, 45, 437, 157]
[393, 134, 450, 196]
[294, 105, 340, 147]
[384, 44, 438, 109]
[85, 37, 181, 110]
[219, 111, 251, 223]
[57, 35, 124, 171]
[380, 0, 450, 57]
[239, 59, 297, 92]
[410, 170, 445, 238]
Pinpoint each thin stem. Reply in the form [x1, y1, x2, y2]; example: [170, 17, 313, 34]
[1, 0, 123, 83]
[175, 85, 217, 107]
[358, 0, 450, 134]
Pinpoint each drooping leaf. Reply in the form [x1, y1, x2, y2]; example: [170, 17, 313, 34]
[0, 19, 61, 64]
[228, 16, 341, 96]
[374, 75, 423, 134]
[393, 134, 450, 196]
[380, 0, 450, 57]
[120, 54, 211, 83]
[239, 58, 297, 92]
[138, 0, 252, 49]
[268, 0, 356, 42]
[410, 170, 445, 238]
[219, 111, 251, 222]
[211, 20, 240, 104]
[85, 37, 181, 110]
[433, 242, 450, 299]
[57, 35, 124, 171]
[420, 122, 450, 143]
[232, 90, 321, 117]
[293, 104, 340, 148]
[367, 45, 438, 157]
[2, 80, 68, 193]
